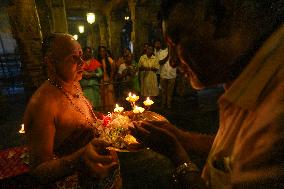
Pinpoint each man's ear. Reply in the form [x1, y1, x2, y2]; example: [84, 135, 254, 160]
[45, 56, 55, 70]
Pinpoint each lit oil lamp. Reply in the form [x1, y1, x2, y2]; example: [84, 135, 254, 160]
[126, 92, 132, 102]
[143, 97, 154, 106]
[131, 94, 139, 102]
[126, 92, 139, 108]
[114, 104, 124, 113]
[133, 106, 145, 114]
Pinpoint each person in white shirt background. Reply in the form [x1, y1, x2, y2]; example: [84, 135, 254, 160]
[154, 39, 167, 88]
[159, 47, 177, 109]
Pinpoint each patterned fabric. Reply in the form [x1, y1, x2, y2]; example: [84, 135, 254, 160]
[55, 174, 80, 189]
[0, 146, 29, 180]
[56, 170, 121, 189]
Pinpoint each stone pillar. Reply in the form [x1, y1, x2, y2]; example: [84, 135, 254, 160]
[133, 1, 162, 60]
[134, 5, 149, 59]
[108, 10, 124, 59]
[98, 14, 109, 48]
[86, 26, 93, 47]
[7, 0, 45, 95]
[50, 0, 68, 33]
[87, 23, 100, 56]
[128, 0, 136, 55]
[105, 10, 112, 52]
[35, 0, 51, 39]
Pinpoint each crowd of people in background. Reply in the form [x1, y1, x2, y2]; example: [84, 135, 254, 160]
[80, 39, 186, 112]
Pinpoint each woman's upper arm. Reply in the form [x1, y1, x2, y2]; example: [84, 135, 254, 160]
[108, 57, 114, 64]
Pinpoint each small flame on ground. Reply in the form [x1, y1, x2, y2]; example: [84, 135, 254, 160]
[19, 124, 25, 134]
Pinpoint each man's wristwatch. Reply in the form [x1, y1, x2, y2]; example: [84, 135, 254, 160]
[173, 161, 199, 183]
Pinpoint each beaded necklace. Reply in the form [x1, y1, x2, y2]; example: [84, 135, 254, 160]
[48, 79, 98, 128]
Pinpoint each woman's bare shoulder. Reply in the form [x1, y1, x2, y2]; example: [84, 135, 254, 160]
[108, 57, 114, 64]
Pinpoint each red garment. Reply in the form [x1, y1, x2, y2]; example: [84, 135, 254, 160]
[84, 58, 101, 72]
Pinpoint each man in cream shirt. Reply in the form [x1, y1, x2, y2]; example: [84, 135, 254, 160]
[159, 47, 177, 109]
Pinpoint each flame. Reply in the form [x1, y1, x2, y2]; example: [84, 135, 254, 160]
[143, 97, 154, 106]
[133, 106, 145, 113]
[114, 104, 124, 113]
[19, 124, 25, 134]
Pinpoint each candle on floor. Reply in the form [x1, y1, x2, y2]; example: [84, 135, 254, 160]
[19, 124, 25, 134]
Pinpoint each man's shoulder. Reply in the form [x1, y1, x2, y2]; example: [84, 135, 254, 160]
[28, 82, 59, 111]
[24, 82, 60, 125]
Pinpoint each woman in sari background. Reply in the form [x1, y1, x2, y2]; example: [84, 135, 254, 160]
[98, 46, 116, 112]
[80, 47, 103, 110]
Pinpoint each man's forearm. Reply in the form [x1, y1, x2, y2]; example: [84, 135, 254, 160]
[30, 148, 83, 184]
[180, 131, 215, 156]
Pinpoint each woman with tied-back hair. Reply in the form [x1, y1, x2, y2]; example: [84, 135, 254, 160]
[80, 47, 103, 110]
[97, 46, 116, 112]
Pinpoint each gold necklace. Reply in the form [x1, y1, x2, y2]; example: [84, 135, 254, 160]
[48, 79, 98, 128]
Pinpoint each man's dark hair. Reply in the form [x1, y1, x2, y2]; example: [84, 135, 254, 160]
[147, 43, 154, 48]
[161, 0, 284, 42]
[160, 0, 284, 85]
[154, 39, 161, 43]
[143, 42, 149, 46]
[83, 46, 92, 53]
